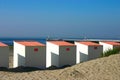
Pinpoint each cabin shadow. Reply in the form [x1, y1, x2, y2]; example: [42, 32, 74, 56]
[46, 52, 72, 70]
[0, 47, 72, 72]
[80, 52, 88, 62]
[0, 54, 42, 73]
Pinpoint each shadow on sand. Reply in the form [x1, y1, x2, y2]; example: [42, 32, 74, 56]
[0, 65, 71, 73]
[0, 67, 41, 73]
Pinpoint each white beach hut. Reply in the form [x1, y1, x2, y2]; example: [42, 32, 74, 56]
[13, 41, 46, 69]
[0, 42, 9, 68]
[99, 41, 120, 52]
[46, 41, 76, 68]
[75, 41, 103, 63]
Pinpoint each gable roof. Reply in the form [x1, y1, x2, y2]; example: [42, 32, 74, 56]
[76, 41, 101, 46]
[15, 41, 45, 46]
[0, 42, 8, 46]
[100, 41, 120, 46]
[48, 41, 75, 46]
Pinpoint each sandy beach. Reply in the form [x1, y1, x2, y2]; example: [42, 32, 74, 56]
[0, 46, 119, 80]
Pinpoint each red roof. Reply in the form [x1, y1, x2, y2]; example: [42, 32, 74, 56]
[48, 41, 75, 46]
[15, 41, 45, 46]
[76, 41, 101, 46]
[101, 41, 120, 46]
[0, 42, 8, 46]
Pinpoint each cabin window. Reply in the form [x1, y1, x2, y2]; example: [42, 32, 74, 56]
[34, 48, 38, 52]
[94, 47, 98, 49]
[66, 48, 70, 51]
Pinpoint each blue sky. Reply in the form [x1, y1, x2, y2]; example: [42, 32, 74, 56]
[0, 0, 120, 38]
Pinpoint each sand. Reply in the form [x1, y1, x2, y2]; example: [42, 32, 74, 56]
[0, 47, 120, 80]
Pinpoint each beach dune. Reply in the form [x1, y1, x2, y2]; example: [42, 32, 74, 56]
[0, 46, 119, 80]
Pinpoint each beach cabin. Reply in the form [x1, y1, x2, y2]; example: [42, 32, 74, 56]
[99, 41, 120, 52]
[75, 41, 103, 63]
[46, 41, 76, 68]
[13, 41, 46, 69]
[0, 42, 9, 68]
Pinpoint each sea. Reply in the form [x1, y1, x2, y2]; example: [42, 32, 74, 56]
[0, 37, 120, 46]
[0, 38, 47, 46]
